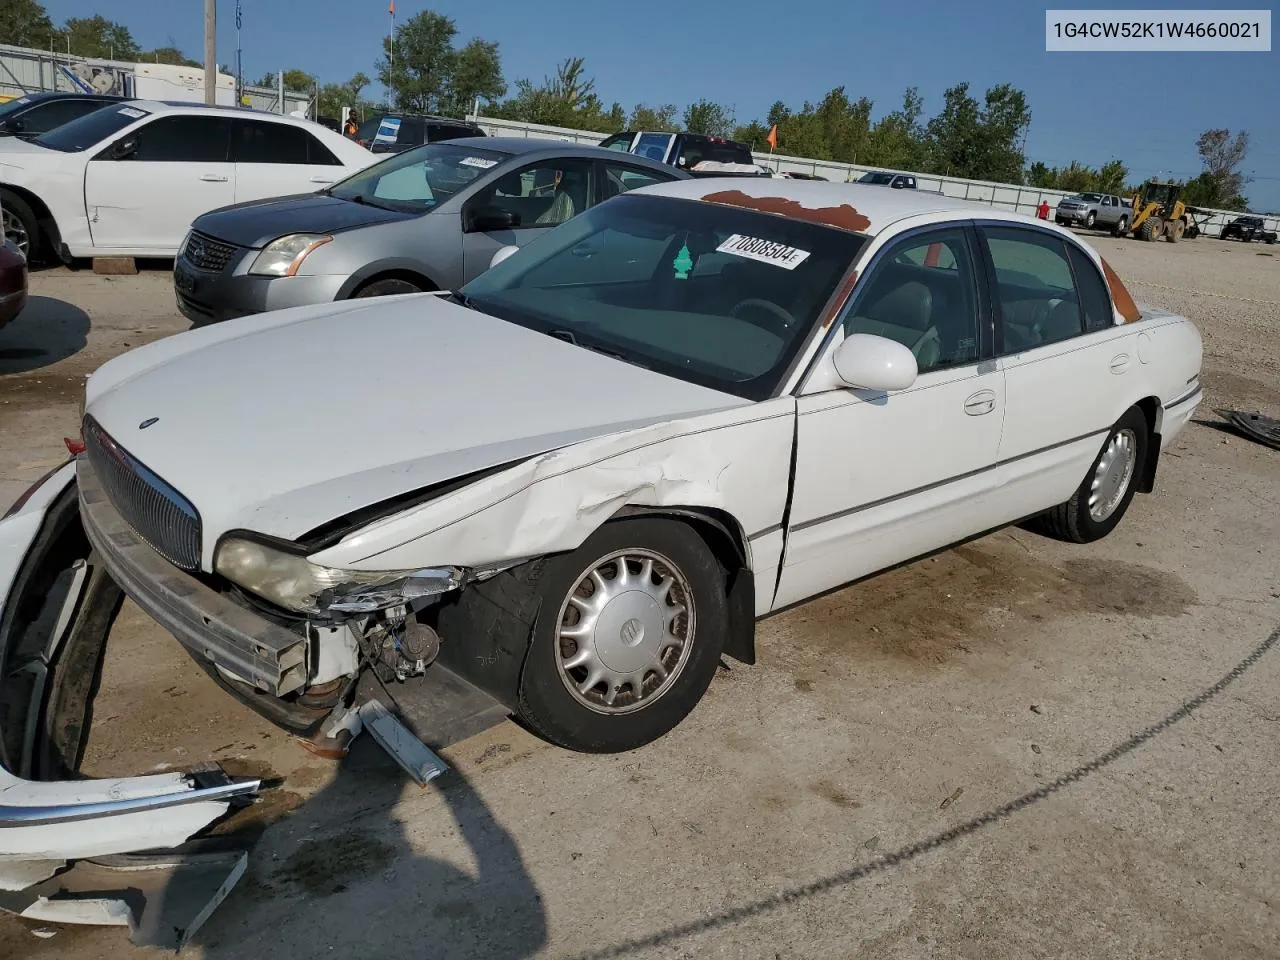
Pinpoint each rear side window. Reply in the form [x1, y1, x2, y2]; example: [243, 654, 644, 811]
[130, 115, 232, 162]
[428, 123, 476, 142]
[1066, 244, 1116, 332]
[983, 226, 1085, 352]
[233, 119, 340, 165]
[396, 117, 426, 145]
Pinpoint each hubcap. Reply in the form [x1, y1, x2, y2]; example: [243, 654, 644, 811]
[1089, 428, 1137, 522]
[555, 548, 694, 715]
[2, 208, 28, 258]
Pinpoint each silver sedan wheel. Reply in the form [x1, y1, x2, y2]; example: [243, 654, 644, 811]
[555, 548, 695, 715]
[2, 206, 28, 258]
[1089, 428, 1137, 522]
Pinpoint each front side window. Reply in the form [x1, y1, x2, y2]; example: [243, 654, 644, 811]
[327, 141, 511, 212]
[458, 192, 867, 400]
[38, 103, 149, 152]
[983, 225, 1085, 352]
[845, 228, 980, 372]
[129, 115, 232, 162]
[466, 158, 593, 229]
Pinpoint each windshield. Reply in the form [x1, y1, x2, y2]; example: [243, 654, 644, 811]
[326, 141, 512, 213]
[457, 193, 867, 400]
[1075, 193, 1103, 202]
[34, 103, 147, 152]
[857, 172, 895, 185]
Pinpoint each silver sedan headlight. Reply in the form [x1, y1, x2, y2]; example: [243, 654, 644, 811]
[215, 536, 463, 616]
[248, 234, 333, 278]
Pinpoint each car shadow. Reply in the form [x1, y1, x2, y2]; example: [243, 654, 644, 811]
[0, 296, 91, 375]
[200, 740, 549, 960]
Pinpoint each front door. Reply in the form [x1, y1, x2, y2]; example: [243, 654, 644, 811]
[84, 114, 234, 252]
[460, 157, 594, 284]
[775, 225, 1007, 609]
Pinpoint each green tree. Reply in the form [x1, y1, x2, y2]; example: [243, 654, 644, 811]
[1095, 159, 1128, 194]
[865, 86, 925, 169]
[683, 99, 735, 137]
[1, 0, 58, 49]
[60, 15, 140, 59]
[317, 73, 373, 121]
[1193, 128, 1249, 209]
[627, 102, 679, 131]
[922, 82, 1029, 181]
[1026, 161, 1057, 188]
[140, 46, 200, 66]
[446, 37, 505, 116]
[378, 10, 459, 113]
[253, 68, 316, 92]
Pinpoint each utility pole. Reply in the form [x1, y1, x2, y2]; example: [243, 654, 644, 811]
[203, 0, 217, 105]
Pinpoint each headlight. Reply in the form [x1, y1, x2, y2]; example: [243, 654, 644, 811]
[248, 234, 332, 278]
[215, 536, 463, 616]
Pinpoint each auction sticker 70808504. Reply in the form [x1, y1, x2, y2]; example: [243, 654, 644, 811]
[715, 234, 811, 270]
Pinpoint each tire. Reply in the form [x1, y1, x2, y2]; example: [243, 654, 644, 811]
[0, 189, 39, 260]
[1167, 219, 1184, 243]
[515, 517, 729, 753]
[1113, 215, 1129, 237]
[1138, 217, 1163, 242]
[353, 277, 423, 298]
[1085, 211, 1096, 228]
[1033, 407, 1149, 544]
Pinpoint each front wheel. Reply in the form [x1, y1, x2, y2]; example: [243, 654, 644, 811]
[1085, 211, 1097, 228]
[516, 518, 729, 753]
[354, 277, 423, 298]
[0, 189, 38, 260]
[1031, 407, 1149, 544]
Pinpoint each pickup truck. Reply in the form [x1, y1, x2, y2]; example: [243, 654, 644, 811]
[1055, 192, 1132, 232]
[596, 130, 768, 177]
[1220, 215, 1277, 244]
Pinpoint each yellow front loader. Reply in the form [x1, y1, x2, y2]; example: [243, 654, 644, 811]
[1125, 179, 1189, 242]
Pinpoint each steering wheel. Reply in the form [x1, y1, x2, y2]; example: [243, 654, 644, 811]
[730, 298, 798, 336]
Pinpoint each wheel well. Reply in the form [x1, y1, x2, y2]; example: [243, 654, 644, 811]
[0, 183, 61, 252]
[350, 269, 438, 296]
[1134, 396, 1161, 494]
[612, 505, 757, 666]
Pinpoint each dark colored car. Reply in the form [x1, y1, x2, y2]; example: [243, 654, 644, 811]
[0, 92, 126, 138]
[0, 237, 28, 329]
[1220, 215, 1277, 244]
[856, 170, 917, 189]
[597, 130, 765, 176]
[353, 114, 485, 154]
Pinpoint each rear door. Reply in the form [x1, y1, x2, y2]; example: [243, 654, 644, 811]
[84, 113, 235, 251]
[978, 222, 1140, 519]
[231, 117, 346, 202]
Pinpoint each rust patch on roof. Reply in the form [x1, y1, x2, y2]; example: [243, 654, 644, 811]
[701, 189, 872, 233]
[1100, 257, 1141, 323]
[820, 269, 859, 328]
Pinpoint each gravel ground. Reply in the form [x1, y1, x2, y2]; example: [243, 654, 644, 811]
[0, 234, 1277, 960]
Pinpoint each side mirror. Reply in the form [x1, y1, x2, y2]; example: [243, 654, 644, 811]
[468, 206, 520, 232]
[111, 138, 137, 160]
[489, 244, 520, 269]
[831, 333, 918, 392]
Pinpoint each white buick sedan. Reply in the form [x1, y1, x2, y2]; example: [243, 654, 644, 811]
[0, 100, 375, 261]
[4, 178, 1203, 762]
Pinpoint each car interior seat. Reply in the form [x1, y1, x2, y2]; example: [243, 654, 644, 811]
[846, 280, 940, 370]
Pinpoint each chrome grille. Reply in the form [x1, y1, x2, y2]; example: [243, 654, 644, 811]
[182, 231, 238, 273]
[82, 416, 202, 571]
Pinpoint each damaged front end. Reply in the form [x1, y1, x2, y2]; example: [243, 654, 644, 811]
[0, 461, 261, 950]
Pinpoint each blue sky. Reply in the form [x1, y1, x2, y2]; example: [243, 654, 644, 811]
[44, 0, 1280, 209]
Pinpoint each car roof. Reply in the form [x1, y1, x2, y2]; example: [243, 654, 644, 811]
[120, 100, 331, 129]
[634, 177, 1011, 236]
[440, 135, 685, 167]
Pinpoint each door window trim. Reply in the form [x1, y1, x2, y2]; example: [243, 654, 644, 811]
[95, 113, 233, 164]
[462, 157, 596, 232]
[593, 159, 677, 203]
[793, 220, 994, 395]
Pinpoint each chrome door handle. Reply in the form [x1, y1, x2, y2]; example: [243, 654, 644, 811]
[309, 176, 334, 183]
[1109, 353, 1131, 374]
[964, 389, 996, 416]
[199, 174, 229, 182]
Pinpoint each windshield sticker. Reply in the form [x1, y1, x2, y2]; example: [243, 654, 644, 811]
[13, 97, 30, 105]
[117, 106, 147, 119]
[716, 233, 811, 270]
[459, 156, 498, 169]
[672, 242, 693, 280]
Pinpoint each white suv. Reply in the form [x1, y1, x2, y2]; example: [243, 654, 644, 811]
[0, 100, 376, 261]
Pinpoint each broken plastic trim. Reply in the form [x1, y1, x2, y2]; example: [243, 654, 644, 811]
[0, 774, 259, 827]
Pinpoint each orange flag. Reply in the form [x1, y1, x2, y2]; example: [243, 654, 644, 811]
[388, 0, 395, 13]
[766, 124, 778, 150]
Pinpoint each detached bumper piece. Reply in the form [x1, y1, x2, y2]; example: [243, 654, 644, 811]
[1216, 408, 1280, 452]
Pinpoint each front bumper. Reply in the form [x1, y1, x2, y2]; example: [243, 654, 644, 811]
[173, 250, 347, 325]
[77, 455, 309, 697]
[1055, 207, 1090, 223]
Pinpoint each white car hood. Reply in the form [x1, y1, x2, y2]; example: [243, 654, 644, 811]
[85, 294, 747, 565]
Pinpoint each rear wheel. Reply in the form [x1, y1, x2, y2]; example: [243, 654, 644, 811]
[1167, 219, 1185, 243]
[1112, 215, 1129, 237]
[1138, 217, 1163, 242]
[354, 277, 423, 298]
[1031, 407, 1148, 544]
[515, 518, 729, 753]
[0, 189, 38, 260]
